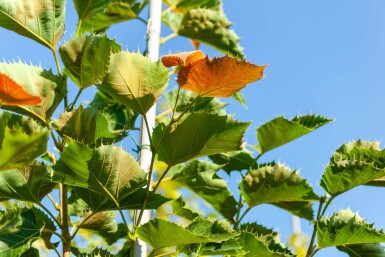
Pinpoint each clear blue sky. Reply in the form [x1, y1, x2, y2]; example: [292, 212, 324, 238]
[1, 1, 385, 256]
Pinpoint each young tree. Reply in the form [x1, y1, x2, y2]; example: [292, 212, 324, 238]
[0, 1, 385, 257]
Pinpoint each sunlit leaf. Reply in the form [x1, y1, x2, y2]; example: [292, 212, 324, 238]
[59, 34, 120, 89]
[174, 0, 221, 12]
[90, 90, 139, 131]
[74, 0, 147, 33]
[320, 141, 385, 196]
[0, 112, 48, 171]
[0, 0, 65, 49]
[255, 115, 333, 154]
[53, 141, 147, 207]
[0, 210, 22, 235]
[77, 212, 127, 245]
[0, 62, 66, 121]
[240, 162, 318, 220]
[186, 217, 237, 242]
[0, 74, 41, 106]
[138, 218, 236, 249]
[0, 162, 55, 203]
[71, 247, 115, 257]
[239, 223, 279, 239]
[153, 113, 250, 165]
[171, 196, 200, 220]
[209, 149, 256, 174]
[233, 92, 247, 108]
[337, 243, 385, 257]
[171, 160, 237, 220]
[179, 239, 245, 256]
[317, 209, 385, 248]
[178, 55, 266, 97]
[99, 51, 169, 115]
[53, 105, 125, 147]
[161, 50, 204, 67]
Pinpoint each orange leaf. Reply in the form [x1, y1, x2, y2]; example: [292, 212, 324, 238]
[177, 55, 267, 97]
[0, 73, 41, 106]
[161, 50, 205, 67]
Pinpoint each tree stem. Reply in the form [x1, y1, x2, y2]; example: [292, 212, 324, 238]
[306, 197, 325, 257]
[60, 184, 71, 257]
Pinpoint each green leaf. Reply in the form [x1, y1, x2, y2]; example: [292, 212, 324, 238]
[90, 90, 139, 131]
[0, 209, 41, 257]
[171, 196, 200, 220]
[233, 92, 247, 108]
[0, 209, 22, 235]
[59, 34, 120, 89]
[19, 247, 39, 257]
[71, 246, 115, 257]
[255, 115, 333, 154]
[0, 112, 48, 171]
[317, 209, 385, 248]
[179, 239, 245, 256]
[53, 141, 147, 206]
[239, 223, 278, 238]
[164, 88, 228, 115]
[240, 162, 318, 220]
[53, 106, 125, 147]
[272, 201, 314, 221]
[171, 160, 237, 220]
[99, 51, 169, 115]
[31, 207, 56, 249]
[0, 162, 55, 203]
[320, 140, 385, 196]
[77, 212, 127, 245]
[337, 244, 385, 257]
[137, 218, 235, 249]
[238, 232, 293, 257]
[153, 113, 250, 166]
[0, 62, 66, 121]
[71, 187, 169, 212]
[185, 217, 237, 242]
[165, 8, 244, 57]
[209, 149, 257, 174]
[74, 0, 147, 33]
[0, 0, 65, 49]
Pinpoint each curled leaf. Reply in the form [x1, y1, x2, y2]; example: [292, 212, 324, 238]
[161, 50, 204, 67]
[178, 55, 266, 97]
[0, 74, 41, 106]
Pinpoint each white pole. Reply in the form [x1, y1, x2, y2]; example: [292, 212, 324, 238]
[135, 1, 162, 257]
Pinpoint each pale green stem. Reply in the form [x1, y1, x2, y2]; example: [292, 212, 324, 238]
[160, 32, 177, 45]
[306, 197, 325, 257]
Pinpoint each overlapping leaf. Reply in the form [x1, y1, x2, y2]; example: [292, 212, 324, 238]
[164, 0, 221, 13]
[320, 141, 385, 196]
[71, 247, 115, 257]
[137, 218, 236, 249]
[317, 209, 385, 248]
[0, 210, 22, 235]
[153, 113, 250, 165]
[240, 162, 318, 220]
[209, 149, 257, 174]
[53, 141, 147, 207]
[0, 62, 66, 121]
[74, 0, 147, 33]
[59, 34, 120, 89]
[255, 115, 333, 154]
[0, 112, 48, 171]
[162, 8, 244, 57]
[179, 239, 245, 256]
[0, 162, 55, 203]
[161, 50, 205, 67]
[53, 106, 125, 147]
[171, 196, 200, 220]
[0, 209, 41, 256]
[171, 160, 237, 220]
[177, 55, 266, 98]
[0, 74, 41, 106]
[90, 90, 139, 131]
[337, 243, 385, 257]
[0, 0, 65, 49]
[99, 51, 169, 115]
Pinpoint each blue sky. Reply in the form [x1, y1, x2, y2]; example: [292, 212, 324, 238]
[1, 1, 385, 256]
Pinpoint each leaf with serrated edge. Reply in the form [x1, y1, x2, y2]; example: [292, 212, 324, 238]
[70, 246, 114, 257]
[171, 160, 237, 220]
[0, 62, 66, 121]
[321, 140, 385, 196]
[53, 105, 125, 147]
[209, 149, 257, 174]
[240, 162, 318, 207]
[171, 196, 200, 220]
[0, 0, 65, 49]
[0, 162, 55, 203]
[99, 51, 169, 115]
[153, 113, 250, 166]
[161, 50, 204, 67]
[59, 34, 120, 89]
[0, 112, 48, 171]
[317, 209, 385, 248]
[0, 74, 41, 106]
[53, 141, 147, 205]
[255, 115, 333, 154]
[337, 243, 385, 257]
[137, 218, 234, 249]
[178, 55, 266, 98]
[185, 217, 237, 242]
